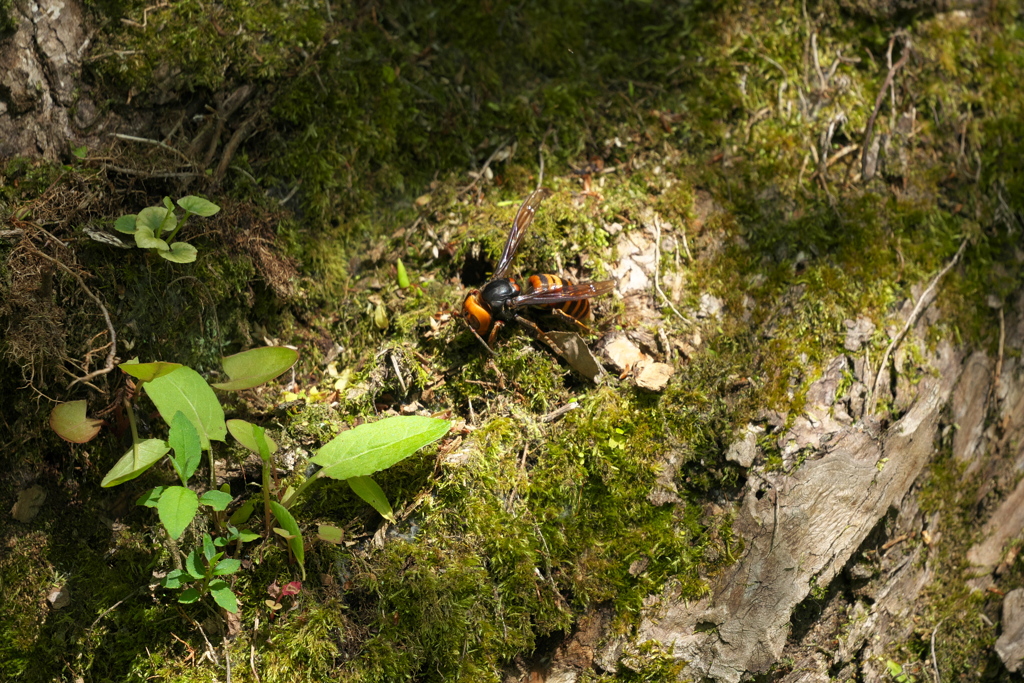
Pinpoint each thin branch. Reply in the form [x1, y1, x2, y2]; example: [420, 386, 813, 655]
[861, 32, 911, 180]
[459, 138, 512, 195]
[99, 164, 201, 179]
[931, 618, 946, 683]
[652, 214, 692, 325]
[112, 133, 195, 167]
[24, 245, 118, 389]
[868, 238, 967, 413]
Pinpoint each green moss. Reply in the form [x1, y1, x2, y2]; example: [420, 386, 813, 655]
[0, 0, 15, 36]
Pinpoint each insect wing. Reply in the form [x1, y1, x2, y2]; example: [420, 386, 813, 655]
[511, 280, 615, 307]
[492, 188, 553, 280]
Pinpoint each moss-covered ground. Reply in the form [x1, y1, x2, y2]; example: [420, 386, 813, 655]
[2, 0, 1024, 680]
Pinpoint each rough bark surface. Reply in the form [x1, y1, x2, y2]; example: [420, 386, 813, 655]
[0, 0, 93, 160]
[587, 288, 1024, 681]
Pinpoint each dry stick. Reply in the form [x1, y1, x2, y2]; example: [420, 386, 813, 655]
[390, 352, 408, 395]
[112, 133, 195, 167]
[652, 214, 692, 325]
[459, 138, 511, 195]
[541, 401, 579, 423]
[860, 33, 910, 179]
[214, 115, 258, 182]
[994, 307, 1005, 401]
[931, 618, 946, 683]
[25, 246, 118, 388]
[867, 238, 968, 413]
[100, 164, 200, 179]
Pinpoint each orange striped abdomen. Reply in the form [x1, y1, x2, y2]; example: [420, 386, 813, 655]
[526, 274, 592, 320]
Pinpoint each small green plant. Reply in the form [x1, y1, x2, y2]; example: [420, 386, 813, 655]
[159, 530, 258, 613]
[114, 195, 220, 263]
[886, 660, 916, 683]
[49, 345, 452, 615]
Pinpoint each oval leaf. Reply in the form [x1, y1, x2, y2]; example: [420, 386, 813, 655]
[143, 367, 226, 450]
[134, 226, 170, 251]
[348, 475, 394, 522]
[136, 206, 177, 235]
[157, 486, 199, 540]
[101, 439, 170, 487]
[396, 258, 410, 288]
[119, 360, 183, 382]
[227, 419, 279, 457]
[199, 490, 233, 511]
[269, 501, 305, 581]
[114, 214, 138, 234]
[212, 346, 299, 391]
[161, 242, 198, 264]
[311, 416, 451, 481]
[50, 400, 103, 443]
[209, 580, 238, 613]
[177, 195, 221, 217]
[317, 524, 344, 545]
[169, 412, 202, 484]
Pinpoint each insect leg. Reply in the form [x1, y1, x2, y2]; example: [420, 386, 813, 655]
[514, 315, 565, 356]
[550, 307, 596, 335]
[463, 317, 496, 355]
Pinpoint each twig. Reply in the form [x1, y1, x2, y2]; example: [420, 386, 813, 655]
[931, 618, 946, 683]
[215, 114, 259, 182]
[278, 181, 301, 206]
[861, 32, 910, 180]
[994, 307, 1005, 401]
[541, 402, 579, 423]
[537, 144, 545, 190]
[112, 133, 195, 166]
[0, 229, 25, 239]
[459, 138, 511, 195]
[868, 238, 967, 413]
[652, 214, 692, 325]
[99, 164, 200, 179]
[390, 352, 408, 395]
[90, 589, 143, 629]
[24, 245, 118, 389]
[225, 637, 232, 683]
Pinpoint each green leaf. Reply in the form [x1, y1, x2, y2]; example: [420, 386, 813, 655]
[161, 242, 198, 263]
[114, 214, 138, 234]
[50, 400, 103, 443]
[269, 501, 305, 580]
[228, 499, 256, 526]
[227, 419, 279, 458]
[312, 416, 451, 481]
[134, 226, 170, 251]
[199, 490, 233, 511]
[101, 439, 170, 487]
[177, 195, 221, 217]
[178, 588, 202, 604]
[157, 486, 199, 540]
[168, 412, 202, 485]
[143, 367, 226, 449]
[212, 558, 241, 576]
[209, 580, 239, 613]
[396, 258, 410, 288]
[72, 145, 88, 159]
[184, 549, 205, 579]
[162, 569, 184, 589]
[202, 533, 217, 560]
[137, 486, 166, 508]
[238, 530, 261, 543]
[317, 524, 345, 544]
[348, 475, 394, 521]
[212, 346, 300, 391]
[119, 360, 183, 382]
[137, 206, 177, 236]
